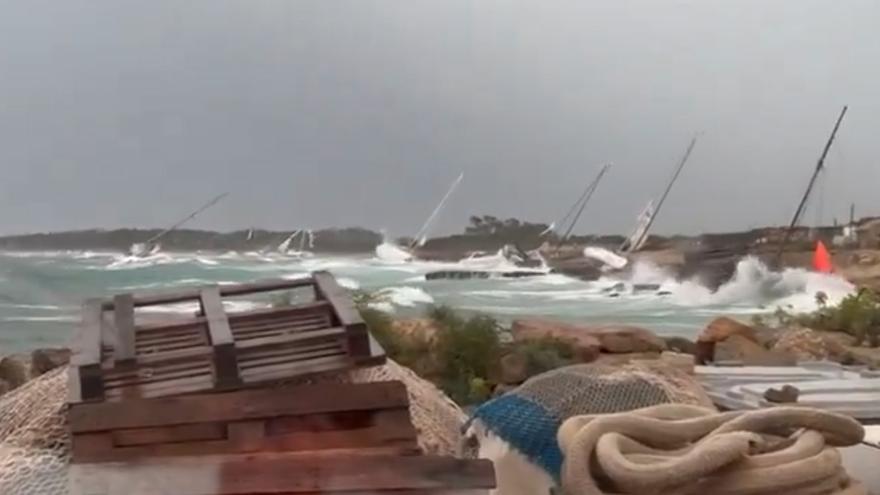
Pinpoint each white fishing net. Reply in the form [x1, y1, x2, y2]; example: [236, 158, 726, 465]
[0, 359, 467, 494]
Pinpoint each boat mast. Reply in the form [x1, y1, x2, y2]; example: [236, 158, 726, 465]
[145, 192, 230, 245]
[409, 172, 465, 249]
[630, 134, 698, 252]
[775, 106, 848, 265]
[560, 164, 611, 242]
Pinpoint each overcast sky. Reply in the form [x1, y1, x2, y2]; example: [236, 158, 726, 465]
[1, 1, 878, 237]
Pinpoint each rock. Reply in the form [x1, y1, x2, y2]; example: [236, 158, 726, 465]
[0, 378, 10, 396]
[0, 355, 30, 390]
[764, 385, 800, 403]
[511, 319, 601, 362]
[30, 348, 71, 376]
[499, 352, 529, 385]
[664, 336, 697, 355]
[389, 319, 441, 346]
[699, 317, 759, 344]
[715, 334, 797, 366]
[771, 327, 848, 362]
[659, 351, 696, 374]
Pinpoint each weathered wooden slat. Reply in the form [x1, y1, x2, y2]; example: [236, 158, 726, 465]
[200, 287, 241, 389]
[112, 422, 225, 447]
[237, 341, 342, 364]
[136, 328, 206, 346]
[240, 354, 352, 384]
[70, 381, 409, 433]
[313, 271, 371, 358]
[103, 345, 211, 369]
[238, 345, 344, 371]
[113, 294, 136, 363]
[235, 327, 344, 351]
[103, 374, 215, 402]
[69, 453, 496, 494]
[231, 316, 331, 336]
[105, 363, 213, 388]
[100, 278, 315, 310]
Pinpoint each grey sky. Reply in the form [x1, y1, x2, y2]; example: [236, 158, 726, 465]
[1, 1, 878, 237]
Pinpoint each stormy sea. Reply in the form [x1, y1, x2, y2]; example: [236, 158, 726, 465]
[0, 246, 855, 352]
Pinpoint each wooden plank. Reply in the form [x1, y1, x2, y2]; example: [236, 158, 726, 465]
[100, 277, 314, 310]
[103, 373, 215, 402]
[238, 345, 345, 371]
[113, 294, 136, 363]
[313, 271, 372, 359]
[68, 453, 496, 494]
[70, 381, 409, 433]
[200, 287, 241, 389]
[112, 423, 225, 447]
[235, 327, 345, 351]
[240, 354, 351, 384]
[71, 299, 105, 403]
[103, 345, 211, 369]
[226, 420, 266, 451]
[71, 432, 114, 461]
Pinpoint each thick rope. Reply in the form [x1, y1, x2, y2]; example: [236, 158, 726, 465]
[558, 405, 866, 495]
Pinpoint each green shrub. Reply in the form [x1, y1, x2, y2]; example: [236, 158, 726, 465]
[767, 290, 880, 347]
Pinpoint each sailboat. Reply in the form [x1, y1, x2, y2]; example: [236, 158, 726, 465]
[277, 229, 315, 258]
[375, 172, 464, 262]
[583, 134, 699, 271]
[129, 192, 230, 257]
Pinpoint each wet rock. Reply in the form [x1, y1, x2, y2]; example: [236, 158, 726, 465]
[511, 319, 601, 362]
[698, 317, 759, 344]
[0, 355, 30, 390]
[30, 348, 71, 376]
[499, 352, 529, 385]
[664, 336, 697, 355]
[764, 385, 800, 403]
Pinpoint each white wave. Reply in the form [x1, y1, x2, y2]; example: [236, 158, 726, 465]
[337, 277, 361, 290]
[1, 315, 77, 322]
[669, 256, 854, 311]
[0, 303, 64, 310]
[374, 242, 414, 263]
[377, 286, 434, 308]
[139, 300, 269, 315]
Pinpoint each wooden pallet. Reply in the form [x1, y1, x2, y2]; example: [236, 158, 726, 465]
[68, 272, 383, 403]
[69, 380, 418, 463]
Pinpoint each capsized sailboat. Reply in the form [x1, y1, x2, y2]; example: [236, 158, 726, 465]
[129, 192, 230, 257]
[375, 172, 464, 262]
[277, 229, 315, 257]
[583, 134, 698, 271]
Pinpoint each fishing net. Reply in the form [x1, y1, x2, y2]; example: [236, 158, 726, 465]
[0, 359, 467, 494]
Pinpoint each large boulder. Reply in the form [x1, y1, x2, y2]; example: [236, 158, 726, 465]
[30, 348, 71, 376]
[715, 334, 796, 366]
[664, 336, 697, 355]
[698, 317, 758, 344]
[511, 319, 601, 362]
[0, 355, 30, 390]
[772, 327, 847, 362]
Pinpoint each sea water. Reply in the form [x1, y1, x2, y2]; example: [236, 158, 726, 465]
[0, 249, 855, 352]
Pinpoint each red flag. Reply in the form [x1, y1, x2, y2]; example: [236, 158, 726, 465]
[813, 240, 833, 273]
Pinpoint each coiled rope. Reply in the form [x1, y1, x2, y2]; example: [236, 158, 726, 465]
[558, 404, 866, 495]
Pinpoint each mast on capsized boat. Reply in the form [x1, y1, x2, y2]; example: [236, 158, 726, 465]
[408, 172, 465, 250]
[131, 192, 229, 256]
[556, 164, 611, 243]
[625, 134, 699, 253]
[775, 106, 848, 266]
